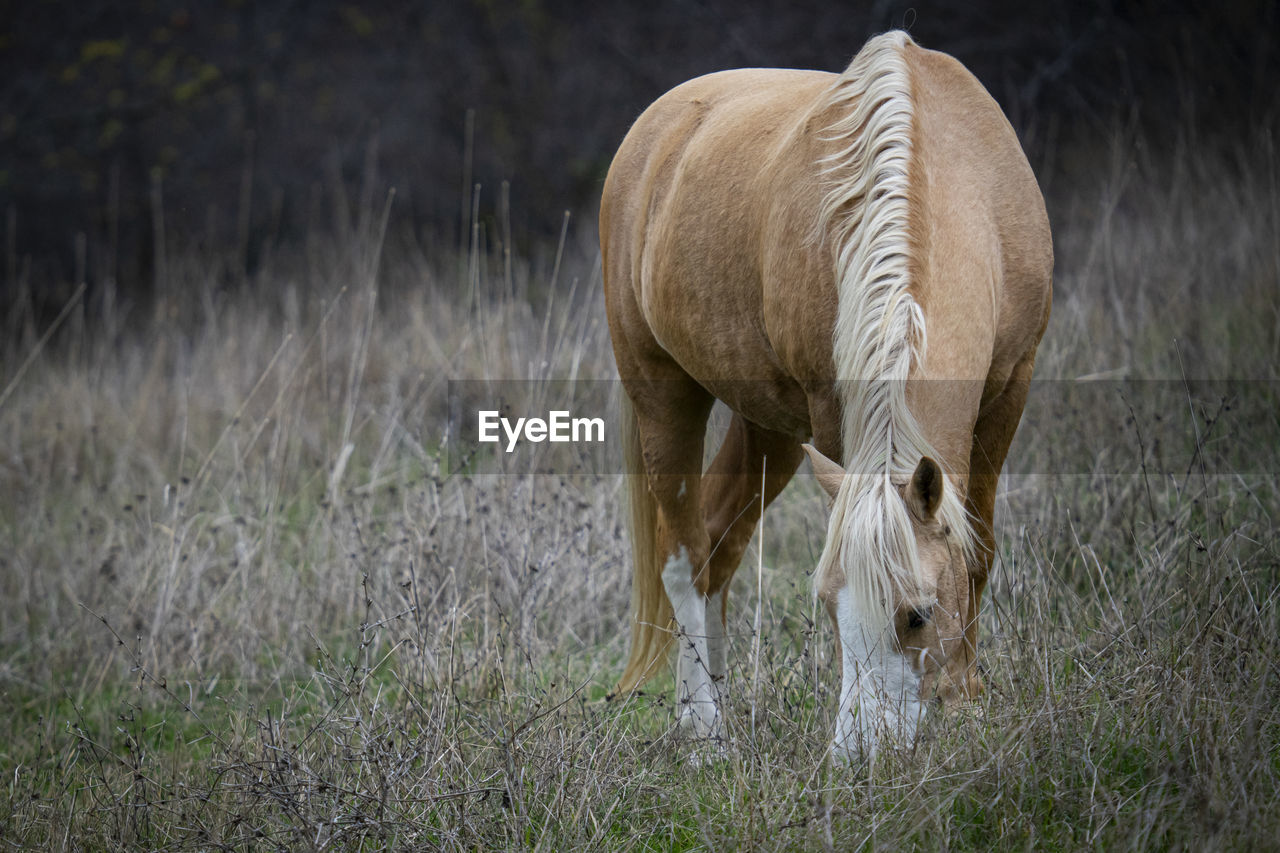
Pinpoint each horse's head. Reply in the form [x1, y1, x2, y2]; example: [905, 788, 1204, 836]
[805, 444, 973, 760]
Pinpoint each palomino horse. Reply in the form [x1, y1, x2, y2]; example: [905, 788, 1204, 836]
[601, 31, 1051, 757]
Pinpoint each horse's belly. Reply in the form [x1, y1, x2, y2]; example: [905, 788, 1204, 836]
[644, 306, 813, 437]
[700, 376, 813, 438]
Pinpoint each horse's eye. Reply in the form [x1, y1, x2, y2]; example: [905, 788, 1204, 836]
[907, 606, 932, 630]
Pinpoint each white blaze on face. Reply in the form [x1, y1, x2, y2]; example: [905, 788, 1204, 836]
[832, 586, 925, 760]
[661, 547, 722, 739]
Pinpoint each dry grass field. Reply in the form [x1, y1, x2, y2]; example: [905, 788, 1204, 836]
[1, 123, 1278, 849]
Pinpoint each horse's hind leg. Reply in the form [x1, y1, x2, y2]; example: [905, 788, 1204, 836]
[700, 415, 804, 690]
[630, 377, 720, 738]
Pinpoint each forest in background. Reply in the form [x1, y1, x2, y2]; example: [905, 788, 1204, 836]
[3, 0, 1277, 305]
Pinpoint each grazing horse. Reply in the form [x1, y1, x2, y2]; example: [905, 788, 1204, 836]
[600, 31, 1051, 757]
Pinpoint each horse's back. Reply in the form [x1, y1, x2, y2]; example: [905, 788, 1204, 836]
[601, 68, 831, 237]
[905, 43, 1053, 381]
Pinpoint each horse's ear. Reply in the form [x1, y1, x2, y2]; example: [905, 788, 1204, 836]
[803, 443, 844, 502]
[907, 456, 944, 521]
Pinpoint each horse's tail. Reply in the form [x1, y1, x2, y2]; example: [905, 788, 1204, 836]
[611, 390, 673, 697]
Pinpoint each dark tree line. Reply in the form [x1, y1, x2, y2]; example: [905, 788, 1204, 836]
[2, 0, 1275, 303]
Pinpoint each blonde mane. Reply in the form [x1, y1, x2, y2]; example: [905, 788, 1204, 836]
[813, 31, 975, 624]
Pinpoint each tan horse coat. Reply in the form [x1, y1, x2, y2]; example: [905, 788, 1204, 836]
[601, 31, 1051, 754]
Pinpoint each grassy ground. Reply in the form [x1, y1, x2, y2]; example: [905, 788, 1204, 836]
[1, 126, 1278, 850]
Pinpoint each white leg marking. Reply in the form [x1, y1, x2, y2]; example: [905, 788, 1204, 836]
[831, 587, 925, 761]
[662, 547, 722, 740]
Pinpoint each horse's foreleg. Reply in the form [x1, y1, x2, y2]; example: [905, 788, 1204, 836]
[706, 588, 727, 692]
[700, 416, 804, 705]
[963, 352, 1037, 698]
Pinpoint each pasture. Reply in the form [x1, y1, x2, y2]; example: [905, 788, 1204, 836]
[1, 120, 1278, 849]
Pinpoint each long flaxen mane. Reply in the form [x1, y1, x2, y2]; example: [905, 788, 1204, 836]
[813, 31, 975, 626]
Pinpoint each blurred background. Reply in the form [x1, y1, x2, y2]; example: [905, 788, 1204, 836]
[3, 0, 1275, 310]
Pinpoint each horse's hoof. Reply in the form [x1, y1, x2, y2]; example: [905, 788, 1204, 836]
[676, 702, 722, 740]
